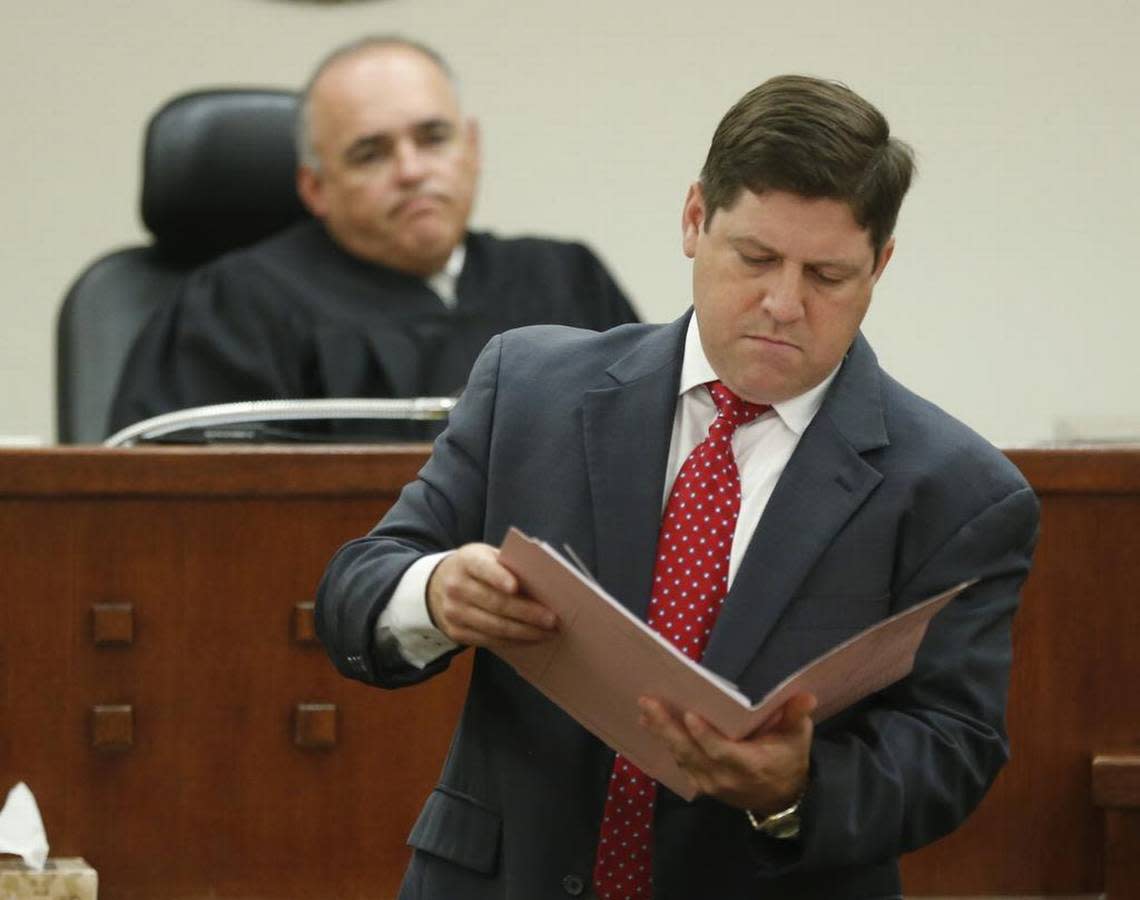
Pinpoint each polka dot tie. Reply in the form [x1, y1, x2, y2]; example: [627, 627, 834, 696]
[592, 381, 769, 899]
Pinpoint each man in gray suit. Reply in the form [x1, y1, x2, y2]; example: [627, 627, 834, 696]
[316, 75, 1039, 899]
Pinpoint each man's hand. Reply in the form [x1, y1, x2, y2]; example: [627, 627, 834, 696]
[427, 543, 558, 650]
[638, 692, 817, 814]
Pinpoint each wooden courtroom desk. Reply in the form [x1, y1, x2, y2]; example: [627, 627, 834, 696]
[0, 446, 469, 900]
[898, 444, 1140, 894]
[1, 446, 1138, 899]
[902, 447, 1140, 898]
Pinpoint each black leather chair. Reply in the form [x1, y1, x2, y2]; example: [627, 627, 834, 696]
[56, 88, 309, 443]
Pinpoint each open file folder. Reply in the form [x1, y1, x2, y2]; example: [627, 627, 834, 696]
[497, 527, 968, 800]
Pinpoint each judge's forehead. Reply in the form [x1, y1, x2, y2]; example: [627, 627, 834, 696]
[310, 45, 459, 126]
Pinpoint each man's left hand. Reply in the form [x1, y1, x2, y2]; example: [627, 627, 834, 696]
[638, 692, 817, 814]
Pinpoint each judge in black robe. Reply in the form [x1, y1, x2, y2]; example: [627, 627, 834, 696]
[108, 219, 638, 437]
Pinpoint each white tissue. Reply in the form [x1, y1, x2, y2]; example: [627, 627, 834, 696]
[0, 782, 49, 870]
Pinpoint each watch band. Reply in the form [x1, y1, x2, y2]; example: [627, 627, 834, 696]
[746, 795, 803, 840]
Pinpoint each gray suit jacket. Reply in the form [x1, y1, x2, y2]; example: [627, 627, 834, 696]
[316, 313, 1039, 900]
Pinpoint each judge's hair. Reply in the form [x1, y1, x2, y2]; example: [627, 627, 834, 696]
[294, 36, 457, 172]
[700, 74, 915, 259]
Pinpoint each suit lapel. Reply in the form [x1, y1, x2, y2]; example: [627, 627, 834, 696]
[701, 334, 891, 684]
[582, 315, 689, 620]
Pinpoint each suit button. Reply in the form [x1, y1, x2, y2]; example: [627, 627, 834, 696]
[561, 874, 584, 895]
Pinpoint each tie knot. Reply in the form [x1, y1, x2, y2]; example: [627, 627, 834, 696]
[707, 381, 769, 429]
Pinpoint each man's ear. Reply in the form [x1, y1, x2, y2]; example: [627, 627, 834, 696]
[465, 118, 482, 172]
[296, 166, 327, 219]
[681, 182, 706, 259]
[872, 237, 895, 283]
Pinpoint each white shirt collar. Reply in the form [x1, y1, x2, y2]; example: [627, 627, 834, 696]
[678, 313, 840, 436]
[425, 242, 467, 308]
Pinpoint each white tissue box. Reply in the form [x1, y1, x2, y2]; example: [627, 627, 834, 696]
[0, 858, 97, 899]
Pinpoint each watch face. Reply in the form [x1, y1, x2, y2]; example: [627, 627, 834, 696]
[749, 796, 803, 839]
[763, 812, 801, 840]
[758, 805, 801, 840]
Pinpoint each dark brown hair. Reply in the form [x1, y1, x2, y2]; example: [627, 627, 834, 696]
[700, 75, 915, 258]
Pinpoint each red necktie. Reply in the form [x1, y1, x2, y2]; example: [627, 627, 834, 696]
[592, 381, 769, 899]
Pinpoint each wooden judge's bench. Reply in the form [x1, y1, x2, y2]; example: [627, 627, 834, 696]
[0, 446, 1137, 899]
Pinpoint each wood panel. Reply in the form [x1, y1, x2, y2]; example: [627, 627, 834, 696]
[0, 447, 470, 900]
[901, 447, 1140, 896]
[1093, 756, 1140, 809]
[2, 446, 1139, 898]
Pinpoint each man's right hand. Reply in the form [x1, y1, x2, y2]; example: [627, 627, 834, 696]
[426, 543, 559, 650]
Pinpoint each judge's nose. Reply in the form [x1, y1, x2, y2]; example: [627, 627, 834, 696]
[392, 138, 429, 184]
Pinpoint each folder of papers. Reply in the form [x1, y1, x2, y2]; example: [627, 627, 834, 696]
[497, 527, 968, 800]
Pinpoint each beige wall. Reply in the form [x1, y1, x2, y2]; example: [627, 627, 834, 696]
[3, 0, 1138, 444]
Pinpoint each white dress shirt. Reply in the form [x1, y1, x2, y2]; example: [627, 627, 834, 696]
[376, 314, 839, 668]
[425, 243, 466, 308]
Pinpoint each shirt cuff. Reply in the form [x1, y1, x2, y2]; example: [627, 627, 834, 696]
[374, 552, 458, 669]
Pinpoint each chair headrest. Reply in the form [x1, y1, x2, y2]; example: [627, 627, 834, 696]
[141, 88, 309, 262]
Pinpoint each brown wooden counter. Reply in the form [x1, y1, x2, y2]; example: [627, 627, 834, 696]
[902, 447, 1140, 896]
[0, 446, 468, 899]
[1, 446, 1137, 898]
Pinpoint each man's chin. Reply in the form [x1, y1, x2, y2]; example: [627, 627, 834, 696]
[336, 218, 463, 275]
[392, 237, 459, 277]
[408, 223, 463, 259]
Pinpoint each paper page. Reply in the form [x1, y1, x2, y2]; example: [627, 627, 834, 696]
[496, 527, 969, 800]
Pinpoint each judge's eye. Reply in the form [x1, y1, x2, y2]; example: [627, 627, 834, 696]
[415, 122, 456, 150]
[346, 142, 394, 166]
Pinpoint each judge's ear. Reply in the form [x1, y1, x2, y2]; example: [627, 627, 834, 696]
[465, 118, 482, 171]
[296, 166, 328, 219]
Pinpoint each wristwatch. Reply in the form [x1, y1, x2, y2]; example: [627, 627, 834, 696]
[746, 795, 803, 840]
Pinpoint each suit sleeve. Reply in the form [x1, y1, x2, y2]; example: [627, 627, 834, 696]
[314, 334, 504, 688]
[751, 478, 1040, 874]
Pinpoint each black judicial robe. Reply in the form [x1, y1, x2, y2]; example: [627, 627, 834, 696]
[108, 220, 638, 437]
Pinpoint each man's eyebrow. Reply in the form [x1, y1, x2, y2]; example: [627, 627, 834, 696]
[809, 258, 864, 275]
[414, 117, 455, 132]
[343, 132, 389, 160]
[730, 237, 781, 257]
[342, 117, 456, 159]
[730, 236, 864, 273]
